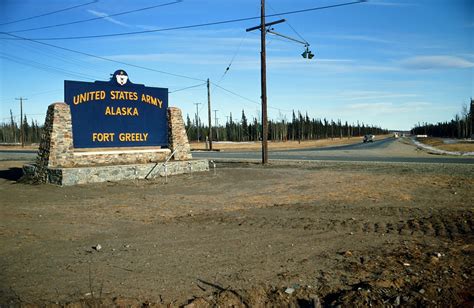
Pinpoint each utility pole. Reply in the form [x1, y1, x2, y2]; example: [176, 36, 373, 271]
[243, 1, 362, 162]
[15, 97, 27, 147]
[246, 5, 284, 164]
[193, 102, 201, 142]
[207, 79, 213, 150]
[213, 109, 219, 141]
[260, 0, 268, 164]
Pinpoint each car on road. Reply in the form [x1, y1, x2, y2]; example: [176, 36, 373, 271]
[363, 134, 375, 143]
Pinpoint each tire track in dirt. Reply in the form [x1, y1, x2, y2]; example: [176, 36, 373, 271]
[174, 205, 473, 240]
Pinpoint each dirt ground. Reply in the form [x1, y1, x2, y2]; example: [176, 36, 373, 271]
[0, 159, 473, 307]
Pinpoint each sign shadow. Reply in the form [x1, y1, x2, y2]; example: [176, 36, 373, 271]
[0, 167, 24, 182]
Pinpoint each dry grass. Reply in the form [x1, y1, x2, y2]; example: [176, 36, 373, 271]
[0, 144, 39, 151]
[191, 134, 392, 151]
[417, 137, 474, 153]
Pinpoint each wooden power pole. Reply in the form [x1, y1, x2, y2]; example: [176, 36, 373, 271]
[244, 0, 364, 163]
[260, 0, 268, 164]
[246, 3, 284, 164]
[207, 79, 212, 150]
[193, 102, 201, 142]
[213, 109, 219, 141]
[15, 97, 27, 147]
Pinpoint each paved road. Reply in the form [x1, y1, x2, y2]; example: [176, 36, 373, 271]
[192, 138, 474, 164]
[284, 137, 395, 152]
[2, 138, 473, 164]
[0, 150, 37, 162]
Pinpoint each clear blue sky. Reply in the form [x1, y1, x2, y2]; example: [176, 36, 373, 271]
[1, 0, 472, 130]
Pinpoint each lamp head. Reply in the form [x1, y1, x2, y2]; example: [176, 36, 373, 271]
[302, 47, 314, 60]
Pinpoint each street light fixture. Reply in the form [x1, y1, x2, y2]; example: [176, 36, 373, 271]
[301, 46, 314, 59]
[265, 29, 314, 60]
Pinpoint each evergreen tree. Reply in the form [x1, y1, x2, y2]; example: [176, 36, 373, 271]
[241, 109, 248, 141]
[10, 109, 17, 143]
[22, 115, 29, 143]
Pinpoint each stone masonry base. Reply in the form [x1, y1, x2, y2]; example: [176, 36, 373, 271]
[23, 159, 209, 186]
[23, 103, 198, 185]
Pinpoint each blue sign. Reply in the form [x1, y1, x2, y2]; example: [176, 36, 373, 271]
[65, 70, 168, 148]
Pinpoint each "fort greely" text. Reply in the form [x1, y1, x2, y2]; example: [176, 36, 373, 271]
[92, 132, 149, 142]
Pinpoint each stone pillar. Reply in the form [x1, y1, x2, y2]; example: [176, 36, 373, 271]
[35, 103, 74, 181]
[168, 107, 192, 160]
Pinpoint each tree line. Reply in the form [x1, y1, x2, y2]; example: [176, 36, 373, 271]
[0, 111, 43, 144]
[1, 107, 391, 145]
[411, 100, 473, 138]
[186, 109, 388, 142]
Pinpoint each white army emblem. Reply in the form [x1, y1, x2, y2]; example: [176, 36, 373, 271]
[116, 71, 128, 86]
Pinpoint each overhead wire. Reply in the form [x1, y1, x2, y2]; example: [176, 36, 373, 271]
[1, 44, 242, 126]
[0, 32, 206, 82]
[0, 89, 62, 106]
[207, 32, 294, 114]
[0, 1, 359, 115]
[0, 1, 366, 41]
[267, 1, 309, 45]
[211, 82, 259, 105]
[218, 32, 248, 84]
[0, 52, 101, 80]
[24, 88, 63, 97]
[1, 114, 46, 122]
[168, 82, 206, 93]
[1, 1, 362, 122]
[4, 39, 99, 73]
[213, 18, 298, 111]
[6, 0, 183, 34]
[0, 0, 99, 26]
[212, 32, 252, 122]
[211, 82, 291, 113]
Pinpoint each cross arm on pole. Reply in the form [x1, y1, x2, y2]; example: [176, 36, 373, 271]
[245, 18, 285, 32]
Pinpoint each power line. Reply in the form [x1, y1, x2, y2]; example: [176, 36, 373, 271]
[193, 102, 202, 141]
[5, 38, 119, 76]
[213, 109, 219, 126]
[1, 1, 366, 41]
[1, 114, 45, 121]
[168, 82, 206, 93]
[3, 37, 105, 77]
[211, 82, 259, 105]
[6, 39, 88, 69]
[1, 37, 204, 106]
[6, 0, 183, 34]
[0, 52, 101, 80]
[211, 82, 291, 113]
[1, 32, 205, 82]
[1, 16, 258, 41]
[267, 1, 308, 45]
[15, 97, 27, 147]
[218, 32, 248, 83]
[1, 89, 62, 105]
[0, 0, 99, 26]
